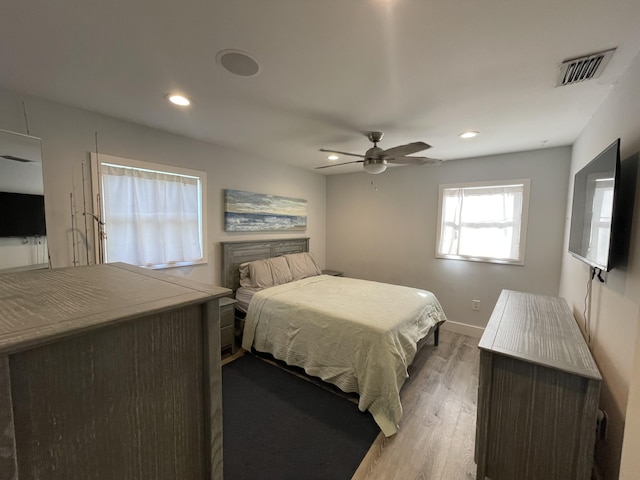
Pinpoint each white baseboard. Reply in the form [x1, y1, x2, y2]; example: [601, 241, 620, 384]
[441, 320, 484, 339]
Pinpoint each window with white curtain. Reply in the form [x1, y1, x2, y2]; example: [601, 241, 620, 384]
[92, 153, 207, 269]
[436, 179, 530, 265]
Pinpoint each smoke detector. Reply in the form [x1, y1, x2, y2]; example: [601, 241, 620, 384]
[556, 48, 616, 87]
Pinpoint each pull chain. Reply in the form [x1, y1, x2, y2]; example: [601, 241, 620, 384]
[22, 101, 30, 135]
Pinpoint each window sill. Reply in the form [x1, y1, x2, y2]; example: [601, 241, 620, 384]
[435, 254, 524, 266]
[139, 259, 208, 270]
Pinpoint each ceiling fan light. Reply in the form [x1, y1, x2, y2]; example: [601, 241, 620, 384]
[168, 94, 191, 106]
[363, 159, 387, 174]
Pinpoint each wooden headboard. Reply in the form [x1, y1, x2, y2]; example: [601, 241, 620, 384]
[220, 238, 310, 291]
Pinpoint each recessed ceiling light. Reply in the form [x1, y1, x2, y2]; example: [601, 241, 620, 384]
[328, 155, 339, 161]
[168, 94, 191, 106]
[459, 131, 479, 139]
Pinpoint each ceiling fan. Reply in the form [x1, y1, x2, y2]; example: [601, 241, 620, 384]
[316, 131, 442, 174]
[1, 154, 35, 163]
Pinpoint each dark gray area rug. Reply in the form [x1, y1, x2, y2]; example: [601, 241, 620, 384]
[222, 354, 379, 480]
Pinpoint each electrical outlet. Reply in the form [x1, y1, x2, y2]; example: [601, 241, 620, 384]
[472, 299, 480, 311]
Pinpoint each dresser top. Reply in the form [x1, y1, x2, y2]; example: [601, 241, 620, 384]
[479, 289, 601, 380]
[0, 263, 230, 354]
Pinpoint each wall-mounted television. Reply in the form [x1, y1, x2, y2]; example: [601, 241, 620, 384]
[568, 139, 621, 271]
[0, 191, 47, 237]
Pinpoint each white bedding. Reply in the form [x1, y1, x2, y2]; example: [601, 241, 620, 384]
[241, 274, 447, 436]
[235, 286, 259, 313]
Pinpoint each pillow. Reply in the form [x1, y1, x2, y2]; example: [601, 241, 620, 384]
[268, 256, 294, 285]
[248, 259, 273, 288]
[239, 262, 252, 288]
[240, 256, 294, 289]
[284, 252, 322, 280]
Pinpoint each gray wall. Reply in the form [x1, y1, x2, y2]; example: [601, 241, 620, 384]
[326, 147, 571, 332]
[559, 50, 640, 480]
[0, 89, 327, 284]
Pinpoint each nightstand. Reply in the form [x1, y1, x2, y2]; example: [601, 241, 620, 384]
[322, 269, 344, 277]
[220, 297, 238, 354]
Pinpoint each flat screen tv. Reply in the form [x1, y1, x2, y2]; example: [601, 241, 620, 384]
[568, 139, 621, 271]
[0, 191, 47, 237]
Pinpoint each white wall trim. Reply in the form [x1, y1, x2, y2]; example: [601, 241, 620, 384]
[441, 320, 485, 339]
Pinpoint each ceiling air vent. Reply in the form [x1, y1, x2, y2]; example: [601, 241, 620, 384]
[556, 48, 616, 87]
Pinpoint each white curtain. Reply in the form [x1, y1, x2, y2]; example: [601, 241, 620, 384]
[100, 164, 202, 267]
[439, 184, 524, 261]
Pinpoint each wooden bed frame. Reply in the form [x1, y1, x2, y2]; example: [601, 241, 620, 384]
[220, 238, 309, 292]
[219, 237, 439, 346]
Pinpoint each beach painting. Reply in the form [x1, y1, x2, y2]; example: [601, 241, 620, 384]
[224, 189, 307, 232]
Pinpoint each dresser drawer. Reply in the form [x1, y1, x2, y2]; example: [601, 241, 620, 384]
[221, 324, 234, 349]
[219, 297, 238, 353]
[220, 306, 234, 328]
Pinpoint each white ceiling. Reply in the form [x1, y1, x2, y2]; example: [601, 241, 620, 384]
[2, 0, 640, 174]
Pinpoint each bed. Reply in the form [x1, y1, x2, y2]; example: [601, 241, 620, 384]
[220, 239, 447, 436]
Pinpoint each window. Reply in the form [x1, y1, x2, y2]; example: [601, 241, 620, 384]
[436, 179, 530, 265]
[92, 153, 207, 269]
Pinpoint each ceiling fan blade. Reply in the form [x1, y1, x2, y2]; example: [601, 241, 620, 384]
[387, 156, 442, 165]
[382, 141, 431, 158]
[315, 160, 364, 169]
[319, 148, 365, 159]
[1, 154, 34, 163]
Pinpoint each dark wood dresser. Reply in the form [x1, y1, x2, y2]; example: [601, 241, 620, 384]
[475, 289, 601, 480]
[0, 263, 230, 480]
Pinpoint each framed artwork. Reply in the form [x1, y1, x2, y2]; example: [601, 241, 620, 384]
[224, 189, 307, 232]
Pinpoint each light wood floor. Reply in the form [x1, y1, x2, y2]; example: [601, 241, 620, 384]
[352, 330, 480, 480]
